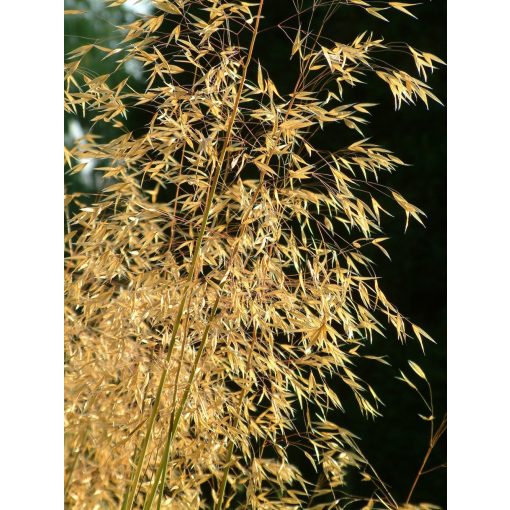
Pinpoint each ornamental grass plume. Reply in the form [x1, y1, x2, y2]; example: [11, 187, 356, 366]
[64, 1, 445, 508]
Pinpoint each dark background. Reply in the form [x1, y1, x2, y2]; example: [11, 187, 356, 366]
[256, 3, 446, 506]
[65, 0, 446, 506]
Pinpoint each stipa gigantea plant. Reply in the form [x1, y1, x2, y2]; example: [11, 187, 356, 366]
[64, 1, 445, 508]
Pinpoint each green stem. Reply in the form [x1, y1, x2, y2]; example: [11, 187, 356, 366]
[137, 5, 265, 507]
[215, 440, 237, 510]
[122, 285, 191, 510]
[142, 292, 220, 509]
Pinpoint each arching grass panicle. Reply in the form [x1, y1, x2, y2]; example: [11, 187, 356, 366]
[64, 1, 445, 508]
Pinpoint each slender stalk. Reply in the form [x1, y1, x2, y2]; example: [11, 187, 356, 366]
[306, 472, 325, 508]
[143, 306, 193, 510]
[216, 439, 237, 510]
[122, 285, 190, 510]
[144, 176, 270, 506]
[405, 414, 447, 504]
[142, 292, 220, 509]
[133, 3, 265, 507]
[151, 11, 334, 506]
[143, 412, 174, 510]
[405, 446, 433, 505]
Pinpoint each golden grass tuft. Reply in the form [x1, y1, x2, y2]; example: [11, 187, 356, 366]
[65, 1, 445, 508]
